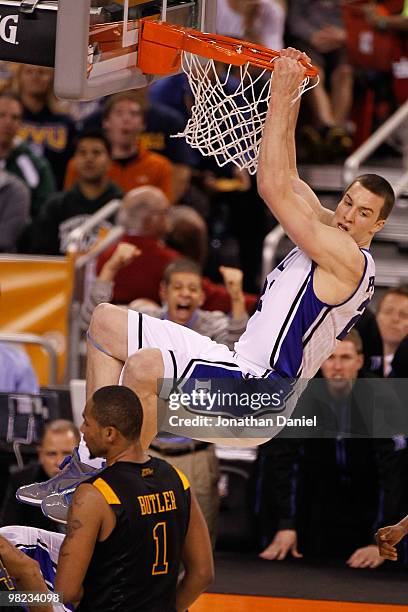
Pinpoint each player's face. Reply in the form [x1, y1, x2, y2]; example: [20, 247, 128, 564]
[74, 138, 111, 182]
[160, 272, 204, 325]
[377, 293, 408, 349]
[320, 340, 364, 395]
[0, 98, 22, 145]
[332, 182, 386, 244]
[19, 65, 54, 98]
[103, 100, 144, 147]
[80, 400, 106, 459]
[38, 430, 78, 478]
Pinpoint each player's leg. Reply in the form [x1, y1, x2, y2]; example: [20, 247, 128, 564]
[89, 310, 272, 447]
[86, 303, 129, 399]
[87, 305, 211, 403]
[80, 302, 128, 467]
[121, 348, 166, 449]
[122, 309, 230, 448]
[123, 348, 272, 447]
[120, 313, 238, 448]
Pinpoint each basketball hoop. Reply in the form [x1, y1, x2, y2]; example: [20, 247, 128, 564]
[137, 20, 319, 175]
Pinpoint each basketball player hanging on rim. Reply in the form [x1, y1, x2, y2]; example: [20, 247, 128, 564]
[84, 47, 394, 449]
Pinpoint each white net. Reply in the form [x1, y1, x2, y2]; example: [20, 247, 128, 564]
[175, 52, 317, 175]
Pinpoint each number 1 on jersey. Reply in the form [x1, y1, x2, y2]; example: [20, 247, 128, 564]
[152, 521, 169, 575]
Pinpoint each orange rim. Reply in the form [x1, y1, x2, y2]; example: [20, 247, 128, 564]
[88, 14, 159, 54]
[88, 18, 319, 78]
[137, 19, 319, 77]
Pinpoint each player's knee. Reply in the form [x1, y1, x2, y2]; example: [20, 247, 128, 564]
[88, 303, 128, 358]
[123, 349, 164, 391]
[89, 302, 116, 338]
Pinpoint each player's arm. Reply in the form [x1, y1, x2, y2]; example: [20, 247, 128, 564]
[0, 537, 52, 612]
[284, 52, 334, 227]
[55, 484, 104, 605]
[257, 57, 362, 278]
[176, 491, 214, 612]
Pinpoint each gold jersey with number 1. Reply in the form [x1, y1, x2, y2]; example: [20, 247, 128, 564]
[76, 457, 191, 612]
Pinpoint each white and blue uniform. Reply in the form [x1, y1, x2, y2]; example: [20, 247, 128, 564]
[234, 246, 375, 378]
[127, 246, 375, 440]
[0, 526, 70, 612]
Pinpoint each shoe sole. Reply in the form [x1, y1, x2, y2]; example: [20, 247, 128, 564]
[15, 493, 44, 506]
[16, 477, 93, 507]
[41, 501, 69, 525]
[42, 512, 67, 525]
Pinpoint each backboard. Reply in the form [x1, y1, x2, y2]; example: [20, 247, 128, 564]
[54, 0, 217, 100]
[0, 1, 57, 68]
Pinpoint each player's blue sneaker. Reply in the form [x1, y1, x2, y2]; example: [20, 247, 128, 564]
[15, 448, 100, 507]
[41, 489, 75, 525]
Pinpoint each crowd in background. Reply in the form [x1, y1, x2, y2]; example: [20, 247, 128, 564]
[0, 0, 408, 568]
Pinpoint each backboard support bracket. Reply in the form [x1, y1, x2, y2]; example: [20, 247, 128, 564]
[19, 0, 41, 14]
[0, 0, 216, 100]
[0, 1, 56, 66]
[54, 0, 216, 101]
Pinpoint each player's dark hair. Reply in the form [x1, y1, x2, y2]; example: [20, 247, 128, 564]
[347, 174, 395, 221]
[74, 128, 112, 156]
[91, 385, 143, 440]
[162, 258, 202, 286]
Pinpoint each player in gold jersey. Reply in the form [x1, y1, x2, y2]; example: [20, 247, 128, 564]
[54, 385, 213, 611]
[0, 386, 213, 611]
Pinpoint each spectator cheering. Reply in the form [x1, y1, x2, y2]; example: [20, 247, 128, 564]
[94, 187, 257, 312]
[65, 92, 173, 201]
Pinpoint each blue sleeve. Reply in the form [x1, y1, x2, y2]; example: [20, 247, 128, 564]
[16, 353, 39, 394]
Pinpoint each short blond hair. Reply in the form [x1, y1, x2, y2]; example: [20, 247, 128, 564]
[377, 285, 408, 313]
[42, 419, 80, 444]
[342, 328, 363, 354]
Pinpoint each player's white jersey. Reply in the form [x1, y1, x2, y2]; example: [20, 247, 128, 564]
[234, 247, 375, 378]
